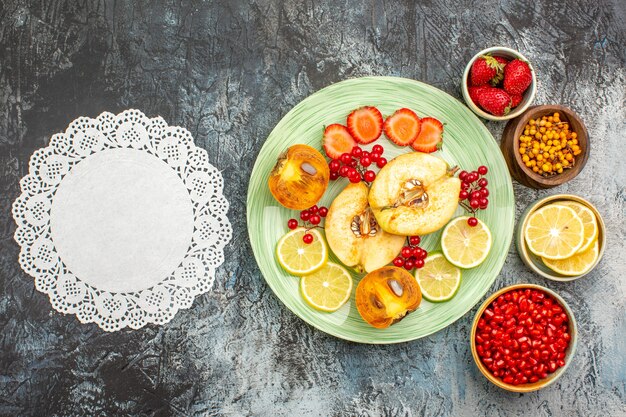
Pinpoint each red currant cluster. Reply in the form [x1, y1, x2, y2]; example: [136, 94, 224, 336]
[287, 205, 328, 244]
[392, 236, 427, 271]
[328, 145, 387, 183]
[458, 165, 489, 227]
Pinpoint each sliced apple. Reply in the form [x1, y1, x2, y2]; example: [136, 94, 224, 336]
[325, 182, 405, 273]
[368, 152, 461, 236]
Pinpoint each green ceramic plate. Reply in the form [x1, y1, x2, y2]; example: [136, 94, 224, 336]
[247, 76, 514, 344]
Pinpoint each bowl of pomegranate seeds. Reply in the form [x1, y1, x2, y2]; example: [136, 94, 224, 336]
[462, 46, 537, 121]
[471, 284, 577, 392]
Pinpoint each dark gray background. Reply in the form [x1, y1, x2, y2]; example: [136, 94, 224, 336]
[1, 1, 625, 416]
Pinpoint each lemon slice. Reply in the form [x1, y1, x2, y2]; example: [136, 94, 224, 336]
[415, 253, 462, 302]
[276, 228, 328, 276]
[542, 239, 599, 276]
[524, 204, 584, 260]
[300, 262, 353, 312]
[441, 216, 492, 269]
[557, 201, 598, 254]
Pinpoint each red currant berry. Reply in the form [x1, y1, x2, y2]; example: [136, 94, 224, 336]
[340, 153, 352, 164]
[459, 170, 468, 181]
[478, 165, 488, 175]
[369, 152, 380, 162]
[351, 146, 363, 157]
[287, 219, 298, 229]
[467, 217, 478, 227]
[471, 191, 482, 200]
[376, 157, 387, 168]
[361, 151, 370, 159]
[468, 172, 478, 183]
[347, 167, 358, 177]
[339, 166, 350, 177]
[409, 236, 421, 246]
[481, 188, 490, 197]
[459, 190, 469, 200]
[309, 205, 319, 214]
[349, 173, 362, 183]
[461, 182, 469, 190]
[309, 215, 321, 225]
[360, 156, 372, 167]
[417, 248, 428, 260]
[318, 207, 328, 217]
[329, 159, 341, 172]
[415, 258, 425, 269]
[393, 257, 405, 267]
[363, 170, 376, 182]
[401, 246, 413, 258]
[412, 247, 421, 258]
[470, 199, 480, 209]
[330, 171, 339, 180]
[478, 178, 488, 188]
[302, 233, 314, 244]
[372, 144, 384, 154]
[348, 159, 358, 168]
[479, 198, 489, 209]
[404, 259, 415, 270]
[300, 211, 311, 221]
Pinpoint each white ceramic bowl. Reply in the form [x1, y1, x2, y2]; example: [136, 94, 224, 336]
[461, 46, 537, 121]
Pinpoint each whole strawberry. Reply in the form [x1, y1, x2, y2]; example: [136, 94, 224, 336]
[489, 56, 510, 86]
[503, 59, 532, 95]
[470, 55, 504, 86]
[468, 85, 492, 105]
[477, 88, 512, 116]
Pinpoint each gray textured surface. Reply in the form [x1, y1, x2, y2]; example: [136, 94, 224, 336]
[1, 0, 625, 416]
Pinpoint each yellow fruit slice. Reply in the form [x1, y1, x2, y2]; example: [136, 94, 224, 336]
[415, 253, 462, 302]
[441, 216, 492, 269]
[542, 239, 599, 276]
[276, 228, 328, 276]
[524, 204, 584, 260]
[300, 262, 353, 312]
[557, 201, 598, 254]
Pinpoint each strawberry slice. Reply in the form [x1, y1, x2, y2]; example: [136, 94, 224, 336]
[347, 106, 383, 144]
[322, 124, 357, 159]
[383, 108, 421, 146]
[411, 117, 443, 153]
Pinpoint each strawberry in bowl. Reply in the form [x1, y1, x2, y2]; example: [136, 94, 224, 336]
[461, 47, 537, 121]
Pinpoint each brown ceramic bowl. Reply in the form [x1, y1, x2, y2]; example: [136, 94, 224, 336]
[501, 105, 589, 189]
[470, 284, 578, 393]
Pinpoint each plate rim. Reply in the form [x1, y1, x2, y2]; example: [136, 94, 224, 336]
[246, 75, 515, 344]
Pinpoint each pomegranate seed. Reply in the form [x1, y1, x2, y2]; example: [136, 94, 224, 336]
[476, 288, 570, 386]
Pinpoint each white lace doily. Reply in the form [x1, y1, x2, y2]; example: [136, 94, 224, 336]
[12, 109, 232, 331]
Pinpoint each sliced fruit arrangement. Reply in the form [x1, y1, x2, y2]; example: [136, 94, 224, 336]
[347, 106, 383, 144]
[320, 105, 444, 156]
[276, 228, 328, 275]
[300, 262, 353, 312]
[415, 253, 462, 302]
[355, 266, 422, 328]
[269, 103, 498, 325]
[368, 152, 461, 236]
[268, 144, 330, 210]
[441, 216, 492, 269]
[467, 54, 533, 116]
[524, 200, 600, 276]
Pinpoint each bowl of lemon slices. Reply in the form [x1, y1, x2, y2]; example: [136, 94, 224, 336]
[516, 194, 605, 281]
